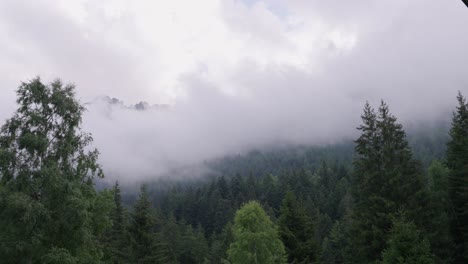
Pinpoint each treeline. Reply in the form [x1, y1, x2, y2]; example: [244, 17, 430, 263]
[0, 78, 467, 263]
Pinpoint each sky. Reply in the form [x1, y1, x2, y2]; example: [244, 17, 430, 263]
[0, 0, 467, 180]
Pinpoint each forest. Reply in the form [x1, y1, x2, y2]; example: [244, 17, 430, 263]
[0, 78, 467, 264]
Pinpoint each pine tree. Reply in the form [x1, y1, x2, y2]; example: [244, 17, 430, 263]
[381, 215, 434, 264]
[179, 224, 209, 263]
[350, 101, 429, 262]
[227, 201, 286, 264]
[129, 184, 158, 263]
[156, 213, 182, 263]
[209, 222, 233, 264]
[321, 220, 350, 264]
[426, 160, 454, 263]
[446, 92, 468, 262]
[103, 181, 130, 263]
[0, 78, 112, 263]
[278, 190, 318, 263]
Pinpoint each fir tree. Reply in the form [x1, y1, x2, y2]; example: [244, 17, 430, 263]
[381, 215, 434, 264]
[129, 184, 158, 263]
[278, 190, 318, 263]
[321, 220, 349, 264]
[209, 222, 233, 264]
[426, 161, 454, 263]
[446, 92, 468, 262]
[103, 181, 130, 263]
[350, 101, 428, 262]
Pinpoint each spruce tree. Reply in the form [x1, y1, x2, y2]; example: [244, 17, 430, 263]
[426, 161, 454, 263]
[209, 222, 233, 264]
[129, 184, 157, 263]
[0, 78, 112, 263]
[381, 215, 434, 264]
[351, 101, 428, 262]
[321, 220, 349, 264]
[278, 190, 318, 263]
[446, 92, 468, 262]
[156, 213, 182, 263]
[227, 201, 286, 264]
[104, 181, 130, 263]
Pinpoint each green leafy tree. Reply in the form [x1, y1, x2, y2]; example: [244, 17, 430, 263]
[446, 92, 468, 262]
[278, 190, 318, 263]
[381, 215, 434, 264]
[227, 201, 286, 264]
[0, 77, 112, 263]
[351, 101, 429, 263]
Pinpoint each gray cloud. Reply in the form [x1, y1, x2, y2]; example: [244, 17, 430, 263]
[0, 0, 467, 181]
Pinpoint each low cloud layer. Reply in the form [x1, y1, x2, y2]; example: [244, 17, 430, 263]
[1, 0, 467, 180]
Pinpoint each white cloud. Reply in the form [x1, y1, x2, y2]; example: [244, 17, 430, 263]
[0, 0, 467, 180]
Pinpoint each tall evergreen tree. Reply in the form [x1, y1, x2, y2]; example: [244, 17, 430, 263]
[129, 184, 157, 263]
[103, 181, 130, 263]
[278, 190, 318, 263]
[227, 201, 286, 264]
[350, 101, 428, 262]
[446, 92, 468, 262]
[426, 161, 454, 263]
[209, 222, 233, 264]
[381, 215, 434, 264]
[0, 78, 112, 263]
[321, 220, 350, 264]
[156, 213, 182, 263]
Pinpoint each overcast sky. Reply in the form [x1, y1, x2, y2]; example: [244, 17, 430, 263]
[1, 0, 467, 180]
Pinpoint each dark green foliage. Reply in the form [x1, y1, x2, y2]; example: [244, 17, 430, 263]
[278, 190, 318, 263]
[209, 222, 233, 264]
[426, 161, 454, 263]
[2, 77, 461, 263]
[350, 101, 429, 263]
[381, 215, 434, 264]
[179, 224, 210, 263]
[0, 78, 112, 263]
[129, 184, 158, 263]
[446, 92, 468, 262]
[321, 220, 350, 264]
[103, 181, 130, 263]
[227, 201, 286, 264]
[41, 248, 78, 264]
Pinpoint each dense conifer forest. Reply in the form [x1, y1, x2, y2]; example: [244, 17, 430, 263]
[1, 78, 467, 263]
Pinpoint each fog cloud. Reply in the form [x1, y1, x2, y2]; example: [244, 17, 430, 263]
[0, 0, 467, 180]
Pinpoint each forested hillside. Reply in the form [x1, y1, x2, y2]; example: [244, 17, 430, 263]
[1, 78, 467, 263]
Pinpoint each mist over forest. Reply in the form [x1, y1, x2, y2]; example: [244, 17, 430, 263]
[1, 1, 468, 264]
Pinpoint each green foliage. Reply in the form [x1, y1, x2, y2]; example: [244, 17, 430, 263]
[179, 224, 210, 263]
[426, 160, 454, 263]
[0, 77, 462, 264]
[102, 181, 130, 263]
[129, 184, 158, 263]
[209, 222, 234, 264]
[41, 248, 78, 264]
[0, 77, 111, 263]
[350, 101, 429, 262]
[381, 216, 434, 264]
[227, 201, 286, 264]
[278, 190, 318, 263]
[321, 220, 350, 264]
[446, 92, 468, 262]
